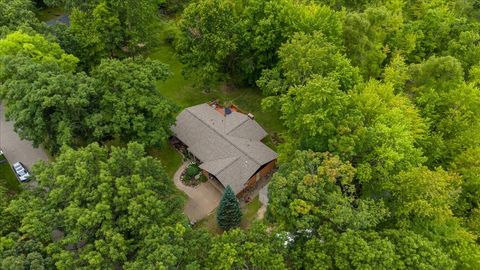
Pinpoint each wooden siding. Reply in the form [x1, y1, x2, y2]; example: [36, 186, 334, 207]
[237, 159, 276, 197]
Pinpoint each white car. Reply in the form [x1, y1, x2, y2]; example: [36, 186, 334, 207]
[12, 162, 31, 182]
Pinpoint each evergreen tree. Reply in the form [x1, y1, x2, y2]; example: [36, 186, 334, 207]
[216, 186, 242, 230]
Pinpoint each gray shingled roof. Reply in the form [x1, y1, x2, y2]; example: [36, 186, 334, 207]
[172, 104, 278, 194]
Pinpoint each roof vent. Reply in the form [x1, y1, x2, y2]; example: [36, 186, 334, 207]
[224, 107, 232, 116]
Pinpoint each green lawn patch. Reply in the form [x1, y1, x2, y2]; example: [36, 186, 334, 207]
[36, 7, 65, 22]
[195, 196, 262, 234]
[240, 196, 262, 229]
[0, 155, 20, 193]
[148, 144, 183, 179]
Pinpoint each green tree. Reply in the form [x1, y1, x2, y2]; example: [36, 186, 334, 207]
[275, 77, 426, 182]
[275, 76, 363, 160]
[238, 0, 342, 83]
[176, 0, 240, 88]
[330, 230, 398, 269]
[448, 30, 480, 74]
[383, 53, 409, 91]
[258, 31, 360, 100]
[407, 56, 480, 167]
[0, 31, 78, 72]
[124, 225, 211, 270]
[205, 223, 287, 270]
[1, 38, 176, 152]
[43, 0, 163, 71]
[382, 165, 480, 268]
[50, 9, 107, 70]
[87, 58, 177, 147]
[47, 0, 162, 55]
[0, 0, 42, 37]
[382, 229, 455, 270]
[451, 147, 480, 234]
[384, 166, 462, 230]
[12, 142, 185, 268]
[0, 232, 54, 270]
[0, 32, 85, 152]
[293, 228, 455, 270]
[177, 0, 343, 86]
[0, 186, 56, 270]
[0, 57, 96, 153]
[216, 186, 242, 231]
[351, 80, 426, 183]
[344, 6, 403, 78]
[268, 151, 388, 231]
[401, 1, 459, 63]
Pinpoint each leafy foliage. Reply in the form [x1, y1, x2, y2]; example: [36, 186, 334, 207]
[176, 0, 343, 86]
[343, 5, 402, 78]
[258, 31, 360, 99]
[186, 163, 200, 179]
[0, 0, 43, 37]
[0, 33, 177, 153]
[1, 143, 185, 268]
[269, 151, 388, 231]
[2, 0, 480, 268]
[0, 31, 78, 72]
[46, 0, 162, 58]
[86, 58, 178, 146]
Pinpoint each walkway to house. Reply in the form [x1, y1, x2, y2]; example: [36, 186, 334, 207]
[173, 162, 223, 221]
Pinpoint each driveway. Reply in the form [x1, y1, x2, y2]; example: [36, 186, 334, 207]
[0, 103, 49, 169]
[174, 162, 223, 221]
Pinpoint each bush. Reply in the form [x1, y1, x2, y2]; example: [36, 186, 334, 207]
[162, 20, 179, 45]
[186, 164, 200, 179]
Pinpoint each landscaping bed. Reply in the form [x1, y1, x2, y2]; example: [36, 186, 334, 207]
[181, 162, 207, 187]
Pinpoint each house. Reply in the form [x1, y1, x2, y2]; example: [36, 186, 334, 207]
[172, 103, 278, 196]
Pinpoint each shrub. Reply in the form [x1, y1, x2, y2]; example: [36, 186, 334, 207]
[186, 163, 200, 179]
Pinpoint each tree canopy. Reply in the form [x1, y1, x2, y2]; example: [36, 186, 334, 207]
[0, 32, 177, 153]
[46, 0, 163, 58]
[1, 143, 185, 268]
[1, 0, 480, 268]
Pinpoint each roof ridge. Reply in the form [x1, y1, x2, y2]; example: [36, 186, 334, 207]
[214, 156, 240, 175]
[185, 107, 261, 166]
[225, 113, 249, 134]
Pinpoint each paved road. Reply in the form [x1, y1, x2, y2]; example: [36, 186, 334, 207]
[174, 162, 222, 221]
[0, 103, 49, 170]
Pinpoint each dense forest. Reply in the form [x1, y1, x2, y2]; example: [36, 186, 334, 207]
[1, 0, 480, 269]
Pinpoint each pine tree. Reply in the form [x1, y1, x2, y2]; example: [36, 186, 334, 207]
[216, 185, 242, 230]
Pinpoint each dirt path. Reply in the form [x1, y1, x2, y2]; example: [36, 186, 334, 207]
[173, 162, 222, 221]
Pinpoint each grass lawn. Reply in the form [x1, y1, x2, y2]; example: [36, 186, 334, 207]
[36, 7, 65, 22]
[148, 144, 183, 179]
[0, 155, 20, 194]
[195, 196, 262, 234]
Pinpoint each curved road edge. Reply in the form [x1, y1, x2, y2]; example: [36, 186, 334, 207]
[0, 103, 49, 170]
